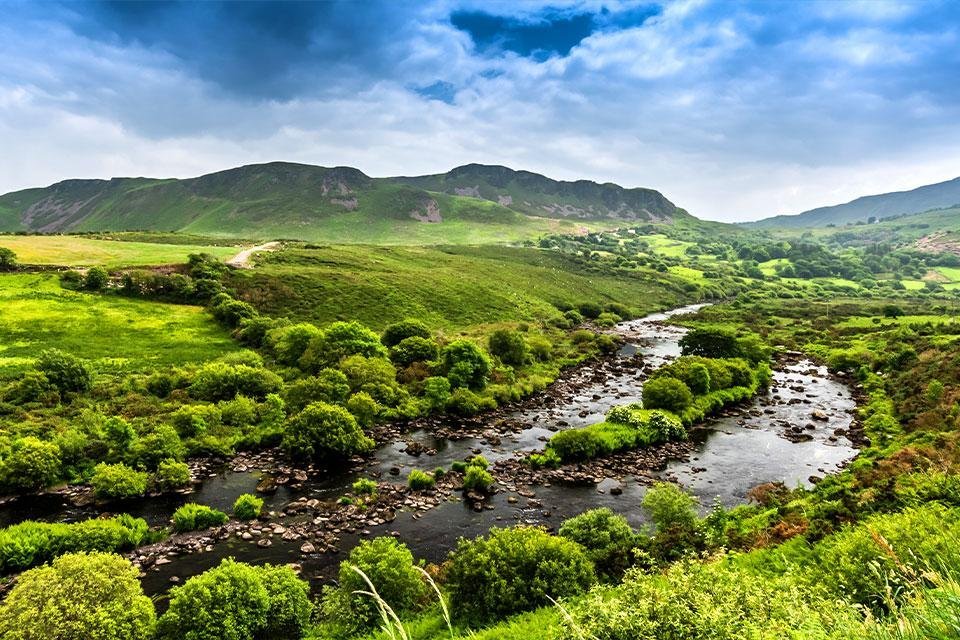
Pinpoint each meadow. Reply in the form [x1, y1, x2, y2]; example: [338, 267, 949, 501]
[0, 235, 239, 267]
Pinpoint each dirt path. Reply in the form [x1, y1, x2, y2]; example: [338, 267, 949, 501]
[226, 241, 280, 268]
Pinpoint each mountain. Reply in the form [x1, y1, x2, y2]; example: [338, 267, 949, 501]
[749, 176, 960, 229]
[0, 162, 692, 243]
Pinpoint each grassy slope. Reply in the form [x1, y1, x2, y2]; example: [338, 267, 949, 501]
[0, 235, 238, 267]
[0, 273, 239, 376]
[227, 245, 690, 330]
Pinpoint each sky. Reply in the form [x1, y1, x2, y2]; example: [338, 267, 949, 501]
[1, 0, 959, 222]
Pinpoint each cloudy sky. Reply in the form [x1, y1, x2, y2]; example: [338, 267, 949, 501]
[1, 0, 958, 221]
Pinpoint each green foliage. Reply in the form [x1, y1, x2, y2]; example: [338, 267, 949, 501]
[446, 387, 496, 416]
[0, 552, 156, 640]
[0, 246, 17, 270]
[488, 329, 528, 365]
[131, 425, 186, 469]
[351, 478, 378, 496]
[381, 319, 431, 347]
[84, 266, 109, 290]
[642, 376, 693, 413]
[445, 526, 595, 623]
[268, 323, 323, 366]
[282, 401, 374, 460]
[423, 376, 452, 410]
[172, 503, 229, 533]
[440, 340, 492, 390]
[188, 362, 282, 401]
[157, 559, 312, 640]
[233, 493, 264, 520]
[283, 368, 351, 412]
[0, 436, 61, 492]
[643, 482, 699, 533]
[462, 465, 495, 492]
[90, 463, 148, 500]
[559, 508, 639, 580]
[321, 537, 426, 634]
[389, 335, 439, 367]
[346, 391, 379, 427]
[679, 326, 740, 359]
[154, 458, 191, 492]
[299, 321, 387, 371]
[549, 428, 602, 461]
[408, 468, 436, 490]
[0, 515, 149, 573]
[36, 348, 93, 394]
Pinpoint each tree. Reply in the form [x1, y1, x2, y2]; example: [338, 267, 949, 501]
[559, 508, 639, 580]
[487, 329, 528, 365]
[157, 559, 312, 640]
[267, 323, 323, 366]
[0, 246, 17, 271]
[439, 340, 492, 390]
[389, 335, 439, 367]
[84, 266, 109, 290]
[1, 436, 61, 492]
[282, 401, 374, 460]
[0, 552, 156, 640]
[445, 526, 595, 623]
[36, 349, 93, 394]
[679, 326, 740, 359]
[642, 377, 693, 414]
[299, 321, 387, 371]
[381, 319, 431, 347]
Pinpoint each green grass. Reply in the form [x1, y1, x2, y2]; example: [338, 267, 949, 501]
[901, 279, 926, 290]
[758, 258, 791, 275]
[227, 244, 690, 331]
[643, 234, 694, 257]
[836, 314, 957, 329]
[934, 266, 960, 282]
[0, 273, 239, 376]
[0, 235, 238, 267]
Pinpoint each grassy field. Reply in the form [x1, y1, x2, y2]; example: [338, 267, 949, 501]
[0, 273, 239, 376]
[0, 235, 239, 267]
[228, 244, 691, 330]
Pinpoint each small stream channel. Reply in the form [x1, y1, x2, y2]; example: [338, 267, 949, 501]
[0, 304, 859, 598]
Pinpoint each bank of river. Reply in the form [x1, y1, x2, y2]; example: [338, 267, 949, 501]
[0, 304, 859, 599]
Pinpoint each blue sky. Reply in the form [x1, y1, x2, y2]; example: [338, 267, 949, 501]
[0, 0, 958, 221]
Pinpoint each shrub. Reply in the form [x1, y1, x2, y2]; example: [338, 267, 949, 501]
[131, 425, 186, 469]
[338, 355, 397, 391]
[595, 311, 621, 327]
[0, 515, 149, 572]
[170, 404, 219, 438]
[0, 552, 156, 640]
[527, 335, 553, 361]
[559, 508, 638, 579]
[577, 302, 603, 319]
[642, 482, 701, 559]
[407, 469, 435, 490]
[648, 410, 686, 441]
[83, 266, 109, 290]
[172, 503, 229, 533]
[321, 537, 426, 633]
[234, 493, 264, 520]
[549, 428, 602, 461]
[643, 377, 693, 413]
[1, 436, 61, 492]
[36, 349, 93, 394]
[283, 369, 350, 412]
[189, 363, 282, 402]
[90, 463, 148, 500]
[422, 376, 451, 410]
[351, 478, 378, 496]
[488, 329, 528, 365]
[0, 246, 17, 270]
[679, 326, 741, 359]
[381, 319, 432, 347]
[154, 458, 191, 492]
[282, 401, 374, 460]
[686, 362, 711, 394]
[389, 335, 439, 367]
[299, 321, 387, 371]
[346, 391, 379, 427]
[219, 395, 257, 427]
[445, 526, 595, 623]
[157, 559, 312, 640]
[268, 323, 323, 366]
[104, 416, 136, 454]
[462, 465, 495, 493]
[446, 387, 495, 416]
[440, 340, 492, 390]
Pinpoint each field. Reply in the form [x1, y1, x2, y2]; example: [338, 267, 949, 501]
[229, 244, 690, 330]
[0, 273, 239, 376]
[0, 235, 239, 267]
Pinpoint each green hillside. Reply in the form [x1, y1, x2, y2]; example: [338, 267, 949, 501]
[0, 162, 693, 243]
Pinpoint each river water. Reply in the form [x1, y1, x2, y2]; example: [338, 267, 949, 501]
[0, 304, 858, 596]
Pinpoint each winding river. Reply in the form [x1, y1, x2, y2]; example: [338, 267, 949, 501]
[0, 304, 859, 597]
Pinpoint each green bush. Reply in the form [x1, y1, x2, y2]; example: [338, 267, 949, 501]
[642, 377, 693, 413]
[0, 436, 61, 492]
[549, 428, 602, 461]
[90, 463, 148, 500]
[0, 552, 156, 640]
[422, 376, 451, 410]
[577, 302, 603, 318]
[219, 395, 257, 427]
[320, 537, 426, 634]
[559, 508, 639, 580]
[234, 493, 264, 520]
[211, 297, 258, 328]
[488, 329, 528, 365]
[351, 478, 378, 496]
[462, 465, 495, 493]
[346, 391, 379, 427]
[131, 425, 186, 469]
[282, 401, 374, 460]
[268, 323, 323, 366]
[679, 326, 741, 359]
[0, 515, 149, 572]
[154, 458, 191, 492]
[440, 340, 492, 390]
[157, 559, 312, 640]
[84, 266, 109, 290]
[189, 363, 282, 402]
[170, 404, 220, 438]
[172, 503, 229, 533]
[381, 319, 431, 347]
[299, 321, 387, 372]
[595, 311, 621, 327]
[407, 469, 435, 490]
[389, 335, 439, 367]
[283, 369, 351, 412]
[445, 526, 595, 623]
[36, 349, 93, 394]
[446, 387, 496, 416]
